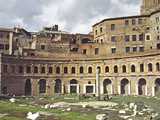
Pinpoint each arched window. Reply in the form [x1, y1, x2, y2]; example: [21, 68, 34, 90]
[34, 66, 38, 73]
[148, 63, 153, 72]
[41, 66, 45, 74]
[131, 65, 136, 72]
[105, 66, 109, 73]
[71, 67, 76, 74]
[122, 65, 126, 73]
[64, 67, 68, 74]
[88, 67, 92, 74]
[97, 66, 101, 73]
[156, 63, 160, 71]
[80, 66, 84, 74]
[39, 79, 46, 94]
[56, 67, 60, 74]
[48, 67, 53, 74]
[114, 65, 118, 73]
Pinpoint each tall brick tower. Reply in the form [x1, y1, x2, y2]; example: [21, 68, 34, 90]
[141, 0, 160, 15]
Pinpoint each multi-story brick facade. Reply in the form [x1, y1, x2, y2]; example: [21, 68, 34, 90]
[1, 0, 160, 97]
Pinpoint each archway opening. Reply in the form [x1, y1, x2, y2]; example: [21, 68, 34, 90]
[25, 79, 32, 96]
[70, 79, 78, 94]
[55, 79, 62, 94]
[155, 78, 160, 96]
[39, 79, 46, 94]
[103, 79, 112, 94]
[121, 79, 129, 95]
[138, 78, 146, 95]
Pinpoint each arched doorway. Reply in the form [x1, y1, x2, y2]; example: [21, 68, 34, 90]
[155, 78, 160, 96]
[55, 79, 62, 94]
[69, 79, 78, 94]
[39, 79, 46, 94]
[121, 79, 130, 95]
[103, 79, 112, 94]
[25, 79, 32, 96]
[138, 78, 146, 95]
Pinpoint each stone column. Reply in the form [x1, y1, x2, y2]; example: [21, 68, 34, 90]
[152, 86, 155, 96]
[61, 84, 64, 94]
[128, 84, 131, 95]
[77, 84, 80, 94]
[136, 83, 139, 95]
[96, 68, 100, 97]
[111, 85, 113, 95]
[118, 85, 121, 95]
[145, 85, 148, 96]
[9, 32, 13, 55]
[83, 85, 86, 94]
[68, 85, 70, 94]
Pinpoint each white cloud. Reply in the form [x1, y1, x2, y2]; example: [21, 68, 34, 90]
[0, 0, 140, 33]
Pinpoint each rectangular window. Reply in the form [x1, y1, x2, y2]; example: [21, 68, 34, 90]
[26, 66, 31, 73]
[41, 45, 45, 50]
[95, 48, 99, 55]
[111, 48, 116, 54]
[5, 44, 9, 50]
[111, 24, 115, 31]
[146, 35, 150, 40]
[157, 35, 160, 40]
[111, 36, 116, 42]
[83, 49, 87, 54]
[125, 47, 130, 53]
[139, 46, 144, 52]
[139, 34, 144, 41]
[138, 19, 142, 24]
[157, 43, 160, 49]
[0, 44, 4, 50]
[132, 35, 137, 41]
[133, 47, 137, 52]
[95, 30, 97, 35]
[19, 66, 24, 73]
[100, 27, 103, 33]
[3, 65, 8, 73]
[132, 19, 136, 25]
[125, 35, 130, 42]
[125, 20, 129, 26]
[11, 65, 15, 73]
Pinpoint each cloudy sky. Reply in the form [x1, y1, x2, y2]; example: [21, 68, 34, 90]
[0, 0, 140, 33]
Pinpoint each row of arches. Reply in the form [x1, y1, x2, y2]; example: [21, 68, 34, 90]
[3, 62, 160, 75]
[23, 78, 160, 96]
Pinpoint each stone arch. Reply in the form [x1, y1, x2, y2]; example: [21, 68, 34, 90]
[55, 79, 62, 93]
[155, 78, 160, 96]
[69, 79, 79, 94]
[138, 78, 147, 95]
[103, 79, 112, 94]
[121, 78, 130, 95]
[39, 79, 46, 94]
[25, 79, 32, 96]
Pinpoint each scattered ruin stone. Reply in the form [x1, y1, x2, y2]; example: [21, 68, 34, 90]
[96, 114, 108, 120]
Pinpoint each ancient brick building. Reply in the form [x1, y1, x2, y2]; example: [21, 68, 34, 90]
[0, 0, 160, 97]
